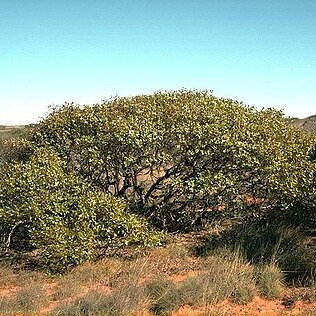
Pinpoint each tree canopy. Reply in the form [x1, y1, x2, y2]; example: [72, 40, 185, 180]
[33, 89, 316, 229]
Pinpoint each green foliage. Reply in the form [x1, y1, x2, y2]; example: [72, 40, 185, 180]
[0, 146, 162, 271]
[1, 89, 316, 272]
[33, 89, 316, 231]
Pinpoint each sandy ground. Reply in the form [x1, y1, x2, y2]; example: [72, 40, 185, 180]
[1, 282, 315, 315]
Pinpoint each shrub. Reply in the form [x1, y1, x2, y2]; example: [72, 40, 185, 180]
[0, 146, 162, 272]
[33, 90, 316, 231]
[2, 89, 316, 273]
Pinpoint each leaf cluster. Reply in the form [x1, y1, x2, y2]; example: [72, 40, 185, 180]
[0, 146, 161, 272]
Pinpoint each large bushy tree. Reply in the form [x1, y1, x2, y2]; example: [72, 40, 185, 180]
[32, 89, 316, 230]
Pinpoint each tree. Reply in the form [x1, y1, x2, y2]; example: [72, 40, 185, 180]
[32, 89, 316, 231]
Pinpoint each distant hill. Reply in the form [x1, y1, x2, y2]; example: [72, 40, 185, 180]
[291, 115, 316, 133]
[0, 125, 28, 141]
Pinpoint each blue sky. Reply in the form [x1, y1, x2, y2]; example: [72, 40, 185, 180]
[1, 0, 315, 124]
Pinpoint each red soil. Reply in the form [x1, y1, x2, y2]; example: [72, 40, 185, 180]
[172, 297, 316, 315]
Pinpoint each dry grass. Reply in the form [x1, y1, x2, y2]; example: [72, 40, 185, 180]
[200, 249, 256, 304]
[0, 282, 48, 314]
[300, 309, 316, 316]
[17, 269, 47, 287]
[0, 241, 315, 315]
[0, 265, 18, 286]
[287, 286, 316, 304]
[146, 277, 181, 315]
[53, 274, 82, 300]
[68, 258, 123, 285]
[54, 285, 149, 315]
[255, 263, 284, 299]
[144, 249, 258, 315]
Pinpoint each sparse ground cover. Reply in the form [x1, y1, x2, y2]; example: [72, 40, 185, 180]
[0, 239, 315, 315]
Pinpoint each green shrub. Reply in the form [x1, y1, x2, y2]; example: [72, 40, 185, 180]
[2, 89, 316, 274]
[0, 146, 162, 272]
[33, 90, 316, 231]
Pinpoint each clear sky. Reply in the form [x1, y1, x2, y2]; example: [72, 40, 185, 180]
[1, 0, 315, 125]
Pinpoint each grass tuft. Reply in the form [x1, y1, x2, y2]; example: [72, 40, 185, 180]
[255, 263, 284, 299]
[201, 249, 256, 304]
[54, 284, 148, 315]
[195, 221, 316, 285]
[54, 274, 82, 300]
[300, 308, 316, 316]
[146, 277, 181, 315]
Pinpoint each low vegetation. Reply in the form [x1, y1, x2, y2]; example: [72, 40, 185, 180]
[0, 244, 314, 315]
